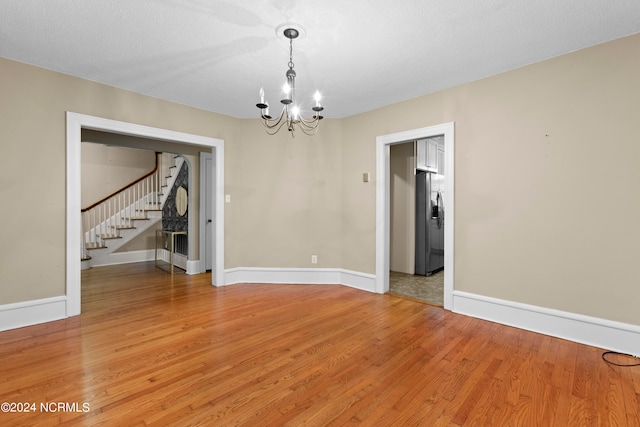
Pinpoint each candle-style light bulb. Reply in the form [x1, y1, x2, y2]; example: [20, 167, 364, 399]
[314, 91, 321, 107]
[259, 87, 265, 104]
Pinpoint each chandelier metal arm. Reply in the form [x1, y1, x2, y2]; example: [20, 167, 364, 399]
[258, 104, 323, 137]
[295, 116, 322, 131]
[260, 107, 289, 135]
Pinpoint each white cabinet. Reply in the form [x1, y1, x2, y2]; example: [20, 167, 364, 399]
[416, 137, 443, 173]
[436, 143, 445, 175]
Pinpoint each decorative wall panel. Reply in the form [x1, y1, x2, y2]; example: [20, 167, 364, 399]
[162, 159, 188, 255]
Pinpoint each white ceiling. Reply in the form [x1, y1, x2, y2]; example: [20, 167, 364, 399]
[2, 0, 640, 119]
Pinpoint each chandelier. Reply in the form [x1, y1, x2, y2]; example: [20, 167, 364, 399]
[256, 27, 324, 136]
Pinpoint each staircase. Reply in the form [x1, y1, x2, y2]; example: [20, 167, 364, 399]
[81, 152, 184, 269]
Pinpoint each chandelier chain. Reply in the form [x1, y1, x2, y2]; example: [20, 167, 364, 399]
[288, 37, 294, 70]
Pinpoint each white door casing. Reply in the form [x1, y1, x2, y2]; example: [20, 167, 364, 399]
[376, 122, 454, 309]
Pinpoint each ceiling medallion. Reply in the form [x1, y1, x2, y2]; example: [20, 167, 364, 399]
[256, 26, 324, 137]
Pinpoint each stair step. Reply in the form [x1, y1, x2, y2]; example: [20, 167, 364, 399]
[144, 209, 162, 212]
[85, 243, 107, 250]
[126, 217, 149, 221]
[115, 225, 136, 230]
[99, 234, 122, 240]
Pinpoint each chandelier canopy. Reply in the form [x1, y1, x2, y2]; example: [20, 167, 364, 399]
[256, 27, 324, 136]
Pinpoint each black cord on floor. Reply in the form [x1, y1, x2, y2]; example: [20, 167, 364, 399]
[602, 351, 640, 367]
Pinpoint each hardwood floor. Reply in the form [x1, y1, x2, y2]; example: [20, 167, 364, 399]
[1, 262, 639, 426]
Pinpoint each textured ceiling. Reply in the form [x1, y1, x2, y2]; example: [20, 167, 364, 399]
[2, 0, 640, 119]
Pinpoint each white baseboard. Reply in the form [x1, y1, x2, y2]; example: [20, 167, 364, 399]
[452, 290, 640, 357]
[0, 296, 67, 332]
[224, 267, 376, 293]
[186, 260, 201, 275]
[90, 249, 155, 267]
[91, 249, 203, 274]
[339, 269, 377, 292]
[155, 249, 190, 272]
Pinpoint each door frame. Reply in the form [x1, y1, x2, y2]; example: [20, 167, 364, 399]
[375, 122, 454, 309]
[66, 112, 225, 317]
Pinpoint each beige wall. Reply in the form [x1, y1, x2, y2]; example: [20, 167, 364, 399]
[390, 142, 415, 274]
[2, 32, 640, 327]
[182, 153, 200, 258]
[81, 144, 155, 207]
[115, 225, 161, 253]
[341, 33, 640, 326]
[231, 118, 343, 268]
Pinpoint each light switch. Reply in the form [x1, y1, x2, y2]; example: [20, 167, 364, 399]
[225, 194, 231, 203]
[363, 172, 370, 182]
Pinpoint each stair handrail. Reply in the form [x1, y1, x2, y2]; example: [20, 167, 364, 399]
[81, 151, 160, 212]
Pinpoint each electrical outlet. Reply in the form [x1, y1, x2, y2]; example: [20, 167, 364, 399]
[311, 255, 318, 264]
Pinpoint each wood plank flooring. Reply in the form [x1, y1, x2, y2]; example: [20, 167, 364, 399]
[1, 262, 639, 426]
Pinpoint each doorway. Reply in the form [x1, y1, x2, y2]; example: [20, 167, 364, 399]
[388, 139, 445, 306]
[375, 123, 454, 310]
[66, 112, 225, 317]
